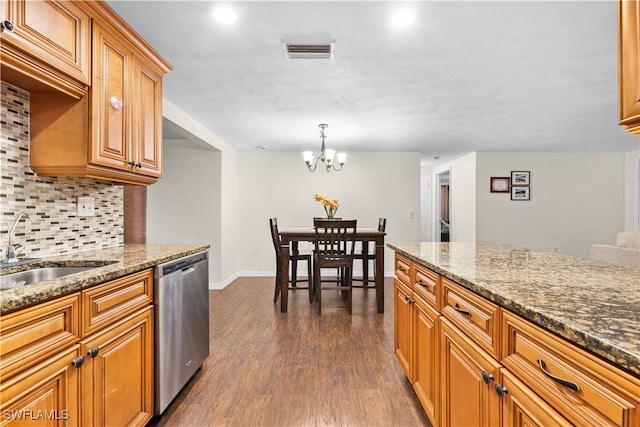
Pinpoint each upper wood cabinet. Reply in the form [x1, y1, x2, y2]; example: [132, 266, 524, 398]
[27, 1, 171, 185]
[0, 0, 90, 98]
[619, 0, 640, 135]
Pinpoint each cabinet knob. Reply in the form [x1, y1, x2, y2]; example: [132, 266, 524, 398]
[481, 370, 494, 384]
[87, 347, 100, 358]
[135, 162, 142, 169]
[0, 19, 15, 33]
[71, 356, 85, 368]
[110, 96, 123, 111]
[494, 383, 508, 398]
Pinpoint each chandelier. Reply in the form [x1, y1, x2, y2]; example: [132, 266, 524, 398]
[303, 124, 347, 172]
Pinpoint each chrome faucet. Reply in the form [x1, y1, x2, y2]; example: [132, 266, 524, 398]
[5, 211, 29, 263]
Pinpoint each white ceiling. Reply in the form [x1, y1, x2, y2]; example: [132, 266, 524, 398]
[107, 0, 639, 159]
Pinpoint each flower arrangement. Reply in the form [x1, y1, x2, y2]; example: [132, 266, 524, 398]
[314, 193, 339, 219]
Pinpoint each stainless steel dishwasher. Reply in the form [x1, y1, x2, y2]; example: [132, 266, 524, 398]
[154, 250, 209, 415]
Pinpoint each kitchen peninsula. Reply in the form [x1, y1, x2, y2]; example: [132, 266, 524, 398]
[389, 241, 639, 427]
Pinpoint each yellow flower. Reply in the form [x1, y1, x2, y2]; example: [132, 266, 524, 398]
[314, 194, 339, 218]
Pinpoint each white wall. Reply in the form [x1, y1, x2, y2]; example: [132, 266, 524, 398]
[432, 153, 477, 243]
[147, 142, 221, 280]
[236, 151, 422, 275]
[475, 152, 626, 258]
[624, 149, 640, 231]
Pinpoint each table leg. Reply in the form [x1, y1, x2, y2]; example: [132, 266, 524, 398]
[279, 241, 290, 313]
[375, 239, 384, 313]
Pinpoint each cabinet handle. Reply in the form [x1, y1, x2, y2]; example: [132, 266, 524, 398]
[481, 370, 494, 384]
[87, 347, 100, 358]
[494, 383, 508, 398]
[128, 160, 136, 167]
[135, 162, 142, 169]
[71, 356, 85, 368]
[1, 19, 15, 33]
[416, 280, 427, 287]
[537, 359, 580, 392]
[397, 265, 407, 273]
[110, 96, 123, 111]
[453, 303, 471, 317]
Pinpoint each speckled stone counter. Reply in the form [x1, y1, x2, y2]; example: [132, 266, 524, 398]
[387, 242, 640, 376]
[0, 244, 210, 314]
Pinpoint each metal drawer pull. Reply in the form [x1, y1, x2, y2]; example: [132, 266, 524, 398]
[537, 359, 580, 392]
[416, 280, 427, 287]
[481, 370, 494, 384]
[453, 303, 471, 316]
[397, 265, 407, 273]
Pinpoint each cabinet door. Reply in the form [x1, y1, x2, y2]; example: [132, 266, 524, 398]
[500, 369, 571, 427]
[440, 318, 501, 427]
[91, 21, 132, 172]
[0, 0, 89, 96]
[132, 55, 163, 177]
[413, 295, 440, 427]
[0, 345, 81, 426]
[394, 280, 413, 380]
[80, 307, 153, 427]
[619, 0, 640, 134]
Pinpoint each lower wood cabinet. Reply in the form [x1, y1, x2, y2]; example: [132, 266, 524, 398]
[499, 369, 571, 427]
[412, 293, 440, 426]
[0, 345, 81, 426]
[0, 269, 154, 427]
[440, 318, 501, 427]
[80, 306, 153, 427]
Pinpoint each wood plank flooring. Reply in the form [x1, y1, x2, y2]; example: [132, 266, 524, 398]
[148, 277, 430, 427]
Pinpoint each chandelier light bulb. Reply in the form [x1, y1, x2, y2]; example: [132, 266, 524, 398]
[302, 124, 346, 172]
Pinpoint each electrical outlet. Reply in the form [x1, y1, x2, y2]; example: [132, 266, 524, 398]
[408, 210, 414, 219]
[552, 247, 558, 253]
[78, 197, 95, 217]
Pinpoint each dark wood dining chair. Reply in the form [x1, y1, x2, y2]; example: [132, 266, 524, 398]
[269, 218, 313, 303]
[353, 217, 386, 288]
[313, 218, 357, 314]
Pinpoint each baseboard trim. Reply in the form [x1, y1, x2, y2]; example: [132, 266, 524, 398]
[209, 270, 394, 290]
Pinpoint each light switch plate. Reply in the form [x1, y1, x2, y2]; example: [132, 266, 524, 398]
[78, 196, 95, 217]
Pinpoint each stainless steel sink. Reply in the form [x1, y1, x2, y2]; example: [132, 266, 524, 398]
[0, 266, 97, 290]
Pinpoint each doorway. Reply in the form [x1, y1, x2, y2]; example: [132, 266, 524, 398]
[435, 170, 450, 242]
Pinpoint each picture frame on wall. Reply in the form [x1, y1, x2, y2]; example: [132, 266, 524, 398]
[511, 186, 530, 201]
[511, 171, 530, 185]
[490, 177, 511, 193]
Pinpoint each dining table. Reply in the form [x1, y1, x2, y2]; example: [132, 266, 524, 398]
[278, 226, 386, 313]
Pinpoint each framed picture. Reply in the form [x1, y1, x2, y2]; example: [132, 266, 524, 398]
[511, 171, 530, 185]
[490, 177, 510, 193]
[511, 186, 530, 201]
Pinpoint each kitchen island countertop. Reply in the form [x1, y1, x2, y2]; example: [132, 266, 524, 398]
[387, 242, 640, 376]
[0, 244, 210, 314]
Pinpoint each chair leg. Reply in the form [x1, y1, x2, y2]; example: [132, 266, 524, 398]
[273, 266, 281, 304]
[307, 258, 313, 303]
[291, 258, 298, 288]
[347, 267, 353, 315]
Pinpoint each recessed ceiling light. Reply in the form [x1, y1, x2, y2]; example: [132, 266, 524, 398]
[391, 9, 415, 28]
[213, 6, 237, 25]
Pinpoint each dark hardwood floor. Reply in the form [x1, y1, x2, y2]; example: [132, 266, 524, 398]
[149, 276, 430, 427]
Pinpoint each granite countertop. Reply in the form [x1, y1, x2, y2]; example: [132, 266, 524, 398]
[0, 244, 210, 314]
[387, 242, 640, 377]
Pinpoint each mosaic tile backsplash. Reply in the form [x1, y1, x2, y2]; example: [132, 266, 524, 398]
[1, 82, 124, 259]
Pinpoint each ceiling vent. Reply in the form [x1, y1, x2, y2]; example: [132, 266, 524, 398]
[281, 42, 335, 60]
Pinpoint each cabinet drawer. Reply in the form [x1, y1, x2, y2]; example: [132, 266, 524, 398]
[0, 293, 80, 382]
[394, 254, 411, 285]
[81, 269, 153, 337]
[502, 311, 640, 427]
[441, 278, 500, 358]
[413, 263, 439, 309]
